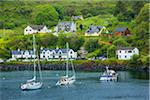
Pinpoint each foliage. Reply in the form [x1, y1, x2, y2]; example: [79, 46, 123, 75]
[32, 4, 59, 27]
[84, 38, 100, 52]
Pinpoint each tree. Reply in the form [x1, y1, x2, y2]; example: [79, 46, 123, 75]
[57, 34, 67, 48]
[134, 4, 149, 55]
[53, 4, 65, 20]
[107, 45, 116, 58]
[136, 3, 149, 24]
[37, 34, 58, 48]
[131, 1, 146, 17]
[113, 38, 129, 47]
[114, 1, 126, 16]
[128, 54, 142, 68]
[68, 35, 84, 51]
[84, 38, 99, 52]
[32, 4, 59, 27]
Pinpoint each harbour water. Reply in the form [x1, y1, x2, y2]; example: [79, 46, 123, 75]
[0, 70, 149, 100]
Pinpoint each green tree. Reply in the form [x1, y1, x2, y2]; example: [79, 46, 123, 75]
[84, 38, 99, 52]
[107, 45, 116, 58]
[113, 38, 129, 47]
[128, 54, 142, 69]
[131, 1, 146, 17]
[33, 4, 59, 27]
[68, 35, 84, 51]
[114, 1, 126, 16]
[136, 3, 149, 24]
[57, 34, 67, 48]
[53, 5, 64, 20]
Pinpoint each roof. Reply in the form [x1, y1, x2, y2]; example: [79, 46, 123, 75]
[12, 50, 21, 55]
[12, 50, 34, 55]
[30, 25, 45, 30]
[86, 26, 105, 34]
[41, 48, 72, 53]
[117, 47, 137, 50]
[58, 22, 73, 26]
[115, 27, 128, 32]
[72, 15, 83, 19]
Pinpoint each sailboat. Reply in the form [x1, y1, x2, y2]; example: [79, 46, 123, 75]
[21, 35, 43, 90]
[56, 43, 76, 85]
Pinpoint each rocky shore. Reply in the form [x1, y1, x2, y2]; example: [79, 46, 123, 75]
[0, 59, 149, 72]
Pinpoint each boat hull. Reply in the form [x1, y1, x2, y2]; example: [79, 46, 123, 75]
[56, 76, 76, 86]
[100, 75, 118, 81]
[21, 82, 43, 90]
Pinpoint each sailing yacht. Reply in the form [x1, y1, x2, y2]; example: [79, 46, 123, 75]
[56, 43, 76, 86]
[100, 66, 118, 81]
[21, 35, 43, 90]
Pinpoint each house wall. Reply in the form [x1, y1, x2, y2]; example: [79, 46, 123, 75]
[116, 48, 139, 60]
[40, 49, 77, 60]
[24, 26, 49, 35]
[24, 26, 37, 35]
[39, 26, 49, 33]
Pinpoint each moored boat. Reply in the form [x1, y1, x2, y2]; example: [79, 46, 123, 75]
[100, 66, 118, 81]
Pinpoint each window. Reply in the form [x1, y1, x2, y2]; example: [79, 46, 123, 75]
[125, 51, 127, 53]
[119, 51, 121, 53]
[70, 51, 73, 54]
[59, 55, 61, 58]
[30, 29, 31, 31]
[53, 53, 55, 58]
[26, 29, 28, 31]
[125, 56, 127, 58]
[128, 51, 132, 53]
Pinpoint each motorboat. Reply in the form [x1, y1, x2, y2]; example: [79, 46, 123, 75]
[100, 66, 118, 81]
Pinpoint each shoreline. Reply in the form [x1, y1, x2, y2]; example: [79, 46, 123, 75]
[0, 60, 149, 72]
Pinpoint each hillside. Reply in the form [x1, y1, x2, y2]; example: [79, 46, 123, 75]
[0, 0, 149, 67]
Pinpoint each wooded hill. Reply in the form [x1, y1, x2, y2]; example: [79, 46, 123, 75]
[0, 0, 149, 67]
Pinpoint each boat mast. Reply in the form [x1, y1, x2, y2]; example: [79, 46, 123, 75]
[66, 42, 69, 77]
[37, 52, 43, 82]
[33, 34, 36, 78]
[71, 60, 75, 76]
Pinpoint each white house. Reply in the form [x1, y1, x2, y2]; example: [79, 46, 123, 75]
[116, 47, 139, 60]
[40, 48, 77, 60]
[24, 25, 50, 35]
[12, 49, 36, 59]
[54, 21, 76, 33]
[85, 25, 107, 36]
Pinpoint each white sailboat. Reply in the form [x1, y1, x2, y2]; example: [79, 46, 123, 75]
[100, 66, 118, 81]
[21, 35, 43, 90]
[56, 43, 76, 85]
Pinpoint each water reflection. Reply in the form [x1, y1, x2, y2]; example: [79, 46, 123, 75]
[128, 71, 149, 80]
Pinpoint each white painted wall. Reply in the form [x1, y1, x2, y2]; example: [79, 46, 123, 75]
[116, 48, 139, 60]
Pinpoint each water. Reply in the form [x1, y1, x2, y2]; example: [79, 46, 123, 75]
[0, 71, 149, 100]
